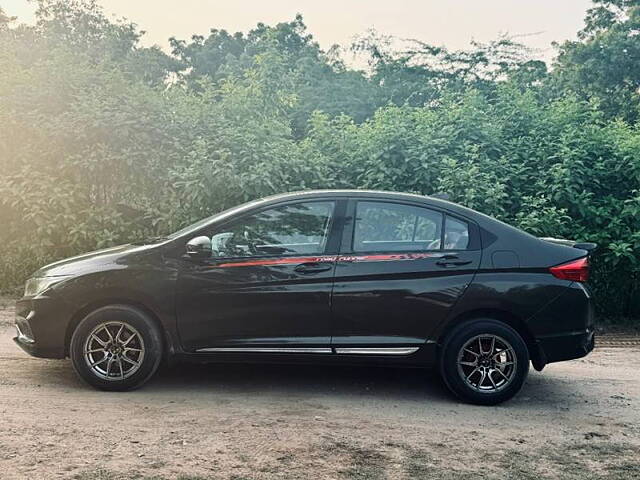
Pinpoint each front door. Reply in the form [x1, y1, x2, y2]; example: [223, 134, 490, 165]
[331, 199, 481, 352]
[176, 199, 342, 352]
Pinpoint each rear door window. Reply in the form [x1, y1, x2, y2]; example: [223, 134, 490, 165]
[353, 201, 443, 253]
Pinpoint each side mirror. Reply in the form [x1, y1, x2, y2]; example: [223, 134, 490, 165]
[186, 236, 212, 259]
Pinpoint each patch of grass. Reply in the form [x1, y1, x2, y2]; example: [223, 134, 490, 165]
[567, 441, 633, 457]
[385, 440, 640, 480]
[402, 446, 438, 478]
[605, 461, 640, 480]
[323, 440, 387, 480]
[72, 440, 640, 480]
[495, 441, 640, 480]
[73, 469, 133, 480]
[73, 470, 211, 480]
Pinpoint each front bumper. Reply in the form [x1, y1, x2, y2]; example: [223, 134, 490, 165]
[13, 335, 63, 359]
[13, 296, 70, 359]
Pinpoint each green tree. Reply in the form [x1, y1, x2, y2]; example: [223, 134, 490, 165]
[171, 15, 381, 136]
[553, 0, 640, 121]
[354, 32, 545, 106]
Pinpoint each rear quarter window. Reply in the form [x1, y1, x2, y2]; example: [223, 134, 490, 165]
[444, 216, 470, 250]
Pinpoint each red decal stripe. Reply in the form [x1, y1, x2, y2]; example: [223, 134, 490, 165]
[216, 256, 336, 268]
[211, 252, 437, 268]
[339, 253, 436, 263]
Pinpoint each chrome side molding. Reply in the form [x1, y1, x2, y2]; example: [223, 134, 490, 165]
[195, 346, 420, 355]
[195, 347, 333, 354]
[334, 347, 419, 355]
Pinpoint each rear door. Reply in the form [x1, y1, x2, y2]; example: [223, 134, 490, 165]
[330, 198, 481, 352]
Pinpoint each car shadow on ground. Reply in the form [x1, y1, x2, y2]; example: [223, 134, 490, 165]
[141, 361, 586, 409]
[24, 355, 588, 409]
[150, 361, 453, 401]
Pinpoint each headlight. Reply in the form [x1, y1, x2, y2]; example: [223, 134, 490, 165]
[24, 276, 70, 297]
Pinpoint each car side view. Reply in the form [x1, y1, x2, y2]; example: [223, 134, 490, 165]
[14, 190, 596, 405]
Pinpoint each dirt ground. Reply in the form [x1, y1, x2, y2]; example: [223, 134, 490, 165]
[0, 298, 639, 480]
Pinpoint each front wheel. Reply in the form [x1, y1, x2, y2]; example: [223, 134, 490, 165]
[70, 305, 163, 391]
[439, 319, 529, 405]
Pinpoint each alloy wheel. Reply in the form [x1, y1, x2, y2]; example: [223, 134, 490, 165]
[83, 321, 145, 381]
[456, 334, 517, 393]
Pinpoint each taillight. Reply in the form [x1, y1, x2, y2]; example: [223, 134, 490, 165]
[549, 257, 589, 282]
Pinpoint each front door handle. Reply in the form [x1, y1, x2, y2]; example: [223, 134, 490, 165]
[294, 262, 333, 274]
[436, 259, 473, 267]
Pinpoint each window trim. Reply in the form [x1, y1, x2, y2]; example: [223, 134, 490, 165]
[341, 198, 480, 255]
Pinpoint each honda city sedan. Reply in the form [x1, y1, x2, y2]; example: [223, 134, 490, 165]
[14, 190, 596, 404]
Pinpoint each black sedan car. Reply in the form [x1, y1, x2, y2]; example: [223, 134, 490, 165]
[14, 190, 595, 404]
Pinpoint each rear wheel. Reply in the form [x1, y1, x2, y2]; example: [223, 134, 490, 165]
[70, 305, 163, 391]
[439, 319, 529, 405]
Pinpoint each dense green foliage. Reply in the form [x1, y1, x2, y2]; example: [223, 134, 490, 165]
[1, 0, 639, 320]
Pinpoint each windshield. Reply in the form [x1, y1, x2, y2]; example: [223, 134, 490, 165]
[165, 198, 265, 240]
[166, 215, 220, 240]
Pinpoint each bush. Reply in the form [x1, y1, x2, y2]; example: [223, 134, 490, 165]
[0, 1, 638, 321]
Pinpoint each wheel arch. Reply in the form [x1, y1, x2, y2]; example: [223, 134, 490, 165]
[64, 299, 170, 359]
[438, 308, 544, 371]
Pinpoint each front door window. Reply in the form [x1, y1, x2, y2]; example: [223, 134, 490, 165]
[209, 201, 335, 258]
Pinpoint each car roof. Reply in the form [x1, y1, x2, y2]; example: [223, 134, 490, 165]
[253, 189, 478, 218]
[257, 189, 438, 202]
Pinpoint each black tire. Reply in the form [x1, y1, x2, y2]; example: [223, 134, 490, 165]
[439, 319, 529, 405]
[69, 305, 163, 391]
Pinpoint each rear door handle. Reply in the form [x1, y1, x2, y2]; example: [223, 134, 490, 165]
[436, 259, 473, 267]
[294, 262, 333, 274]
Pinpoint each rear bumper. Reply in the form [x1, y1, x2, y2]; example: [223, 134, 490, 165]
[535, 328, 595, 367]
[527, 282, 595, 370]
